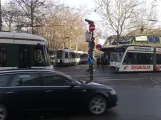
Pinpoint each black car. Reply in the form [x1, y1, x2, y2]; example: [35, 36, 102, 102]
[0, 69, 117, 120]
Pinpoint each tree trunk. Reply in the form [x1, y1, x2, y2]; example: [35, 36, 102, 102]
[116, 30, 119, 47]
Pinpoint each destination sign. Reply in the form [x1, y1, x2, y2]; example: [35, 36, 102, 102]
[133, 46, 153, 51]
[135, 36, 147, 41]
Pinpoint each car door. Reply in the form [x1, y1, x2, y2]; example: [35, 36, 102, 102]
[40, 72, 75, 110]
[40, 72, 89, 110]
[8, 72, 44, 111]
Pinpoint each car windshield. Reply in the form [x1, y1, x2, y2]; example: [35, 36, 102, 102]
[57, 72, 82, 84]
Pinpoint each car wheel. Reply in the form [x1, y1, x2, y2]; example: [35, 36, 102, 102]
[88, 95, 107, 115]
[0, 104, 7, 120]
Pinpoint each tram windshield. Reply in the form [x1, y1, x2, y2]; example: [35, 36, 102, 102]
[110, 52, 124, 62]
[34, 45, 50, 66]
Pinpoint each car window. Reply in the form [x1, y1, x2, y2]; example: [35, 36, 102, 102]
[10, 73, 41, 86]
[41, 73, 72, 86]
[0, 74, 12, 87]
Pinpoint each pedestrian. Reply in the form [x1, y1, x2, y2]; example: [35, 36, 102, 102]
[101, 57, 105, 71]
[60, 59, 62, 68]
[97, 57, 101, 67]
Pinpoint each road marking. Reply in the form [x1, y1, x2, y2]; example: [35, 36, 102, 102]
[152, 79, 161, 85]
[94, 78, 148, 81]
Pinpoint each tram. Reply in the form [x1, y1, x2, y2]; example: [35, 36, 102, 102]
[0, 31, 53, 70]
[100, 35, 161, 72]
[55, 49, 88, 66]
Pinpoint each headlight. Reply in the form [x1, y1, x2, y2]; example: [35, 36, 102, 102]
[106, 86, 116, 95]
[109, 89, 116, 95]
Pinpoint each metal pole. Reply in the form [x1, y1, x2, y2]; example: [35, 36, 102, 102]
[89, 32, 94, 81]
[85, 19, 95, 82]
[31, 0, 34, 34]
[0, 0, 2, 31]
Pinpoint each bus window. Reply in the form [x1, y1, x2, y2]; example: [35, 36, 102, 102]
[0, 48, 6, 67]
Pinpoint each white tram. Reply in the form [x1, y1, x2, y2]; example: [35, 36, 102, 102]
[101, 36, 161, 72]
[55, 49, 88, 66]
[0, 31, 53, 70]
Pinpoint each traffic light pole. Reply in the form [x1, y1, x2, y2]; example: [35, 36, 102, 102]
[89, 34, 94, 81]
[85, 19, 95, 82]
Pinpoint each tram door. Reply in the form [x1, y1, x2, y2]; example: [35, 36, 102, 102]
[19, 45, 31, 68]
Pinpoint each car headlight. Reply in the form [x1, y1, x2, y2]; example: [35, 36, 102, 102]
[106, 86, 116, 95]
[109, 89, 116, 95]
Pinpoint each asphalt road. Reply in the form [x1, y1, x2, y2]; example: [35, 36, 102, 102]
[13, 65, 161, 120]
[55, 65, 161, 87]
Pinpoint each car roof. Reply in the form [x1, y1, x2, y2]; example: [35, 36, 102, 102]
[0, 68, 54, 74]
[0, 69, 73, 79]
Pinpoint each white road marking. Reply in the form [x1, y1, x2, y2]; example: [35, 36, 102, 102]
[94, 78, 148, 81]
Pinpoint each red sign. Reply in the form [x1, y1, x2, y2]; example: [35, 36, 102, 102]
[96, 44, 102, 50]
[91, 37, 95, 41]
[131, 65, 151, 70]
[89, 24, 95, 32]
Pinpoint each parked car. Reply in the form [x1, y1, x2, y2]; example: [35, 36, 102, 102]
[0, 69, 117, 120]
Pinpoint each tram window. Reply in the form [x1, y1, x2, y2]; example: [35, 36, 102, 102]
[123, 52, 136, 64]
[71, 53, 75, 58]
[57, 50, 63, 59]
[65, 52, 68, 58]
[123, 52, 153, 65]
[0, 48, 6, 67]
[75, 53, 78, 58]
[156, 54, 161, 64]
[77, 53, 80, 58]
[137, 53, 153, 64]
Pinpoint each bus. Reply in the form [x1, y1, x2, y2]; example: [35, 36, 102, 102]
[0, 32, 53, 70]
[55, 49, 88, 66]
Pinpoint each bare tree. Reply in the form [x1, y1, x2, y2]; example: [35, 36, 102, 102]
[1, 2, 20, 31]
[5, 0, 59, 33]
[95, 0, 142, 45]
[128, 0, 158, 33]
[36, 5, 87, 51]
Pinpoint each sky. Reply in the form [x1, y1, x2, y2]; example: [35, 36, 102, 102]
[61, 0, 161, 45]
[2, 0, 161, 45]
[61, 0, 105, 45]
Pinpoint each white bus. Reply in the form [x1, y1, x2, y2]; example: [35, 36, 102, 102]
[0, 32, 53, 70]
[55, 49, 88, 66]
[107, 45, 161, 72]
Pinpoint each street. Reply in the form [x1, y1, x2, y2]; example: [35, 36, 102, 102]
[17, 65, 161, 120]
